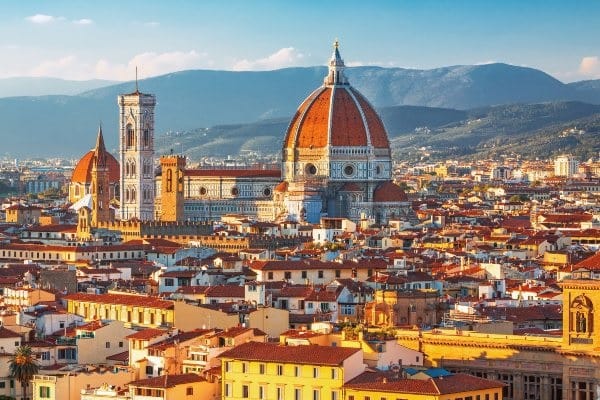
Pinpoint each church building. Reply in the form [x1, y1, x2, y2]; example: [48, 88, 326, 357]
[73, 42, 414, 226]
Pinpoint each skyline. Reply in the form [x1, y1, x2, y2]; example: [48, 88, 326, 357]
[0, 1, 598, 83]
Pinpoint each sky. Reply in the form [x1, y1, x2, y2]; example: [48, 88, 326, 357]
[0, 0, 599, 82]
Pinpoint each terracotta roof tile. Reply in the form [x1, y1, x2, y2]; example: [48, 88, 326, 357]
[71, 150, 119, 184]
[218, 342, 359, 366]
[373, 182, 408, 202]
[129, 373, 205, 388]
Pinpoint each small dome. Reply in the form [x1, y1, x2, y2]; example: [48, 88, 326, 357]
[373, 182, 408, 202]
[71, 150, 120, 184]
[274, 181, 288, 192]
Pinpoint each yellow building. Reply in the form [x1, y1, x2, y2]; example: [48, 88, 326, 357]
[2, 287, 56, 310]
[219, 341, 364, 400]
[64, 293, 174, 328]
[5, 204, 42, 224]
[344, 371, 503, 400]
[389, 279, 600, 400]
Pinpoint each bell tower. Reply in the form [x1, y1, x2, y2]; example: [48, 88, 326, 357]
[118, 77, 156, 221]
[159, 155, 186, 222]
[91, 126, 112, 226]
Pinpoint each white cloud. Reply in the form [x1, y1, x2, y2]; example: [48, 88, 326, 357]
[16, 50, 210, 80]
[73, 18, 93, 25]
[29, 55, 81, 78]
[233, 47, 305, 71]
[26, 14, 62, 24]
[144, 21, 160, 27]
[579, 56, 600, 78]
[95, 50, 208, 80]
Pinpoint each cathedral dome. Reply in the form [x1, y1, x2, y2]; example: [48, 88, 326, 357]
[283, 42, 389, 151]
[71, 150, 120, 184]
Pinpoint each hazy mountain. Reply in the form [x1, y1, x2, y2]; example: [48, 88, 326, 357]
[0, 77, 118, 98]
[389, 101, 600, 161]
[2, 63, 600, 157]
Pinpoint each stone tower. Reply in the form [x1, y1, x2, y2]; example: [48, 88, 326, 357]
[560, 279, 599, 351]
[159, 155, 186, 222]
[91, 126, 112, 226]
[118, 83, 156, 221]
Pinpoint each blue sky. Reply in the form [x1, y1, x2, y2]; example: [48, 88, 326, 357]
[0, 0, 598, 82]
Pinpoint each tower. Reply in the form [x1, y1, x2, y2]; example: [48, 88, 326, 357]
[118, 83, 156, 221]
[159, 155, 186, 222]
[91, 126, 112, 226]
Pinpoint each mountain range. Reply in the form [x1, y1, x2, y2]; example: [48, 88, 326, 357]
[1, 63, 600, 158]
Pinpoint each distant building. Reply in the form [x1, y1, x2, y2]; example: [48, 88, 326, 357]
[554, 154, 578, 177]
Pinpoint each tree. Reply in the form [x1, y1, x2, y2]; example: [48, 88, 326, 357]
[9, 346, 39, 400]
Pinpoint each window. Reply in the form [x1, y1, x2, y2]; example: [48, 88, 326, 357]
[331, 390, 338, 400]
[302, 271, 307, 279]
[277, 387, 284, 400]
[268, 272, 274, 280]
[294, 388, 302, 400]
[331, 368, 338, 379]
[335, 269, 341, 278]
[39, 386, 51, 398]
[186, 387, 193, 396]
[259, 363, 266, 374]
[119, 341, 124, 348]
[242, 362, 248, 373]
[242, 385, 249, 398]
[277, 364, 283, 376]
[225, 361, 231, 372]
[58, 348, 76, 360]
[308, 302, 314, 310]
[313, 367, 319, 378]
[105, 341, 110, 348]
[294, 366, 300, 377]
[284, 271, 292, 280]
[318, 270, 324, 279]
[259, 385, 266, 400]
[165, 278, 174, 287]
[0, 382, 4, 389]
[225, 383, 231, 397]
[41, 351, 50, 360]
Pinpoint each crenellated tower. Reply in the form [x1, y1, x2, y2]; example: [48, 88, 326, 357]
[159, 155, 186, 222]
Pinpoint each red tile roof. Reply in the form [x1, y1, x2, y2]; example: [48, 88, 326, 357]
[63, 293, 174, 309]
[129, 373, 205, 388]
[218, 342, 360, 366]
[373, 182, 408, 202]
[346, 372, 503, 395]
[284, 85, 390, 150]
[71, 150, 119, 184]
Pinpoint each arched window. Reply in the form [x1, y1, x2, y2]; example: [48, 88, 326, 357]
[143, 129, 150, 148]
[166, 169, 173, 192]
[126, 124, 135, 148]
[571, 295, 593, 335]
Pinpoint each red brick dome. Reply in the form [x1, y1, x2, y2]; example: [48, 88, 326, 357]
[71, 150, 120, 184]
[283, 86, 389, 150]
[373, 181, 408, 202]
[283, 42, 389, 152]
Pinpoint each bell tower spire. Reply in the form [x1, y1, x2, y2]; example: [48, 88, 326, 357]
[324, 39, 347, 86]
